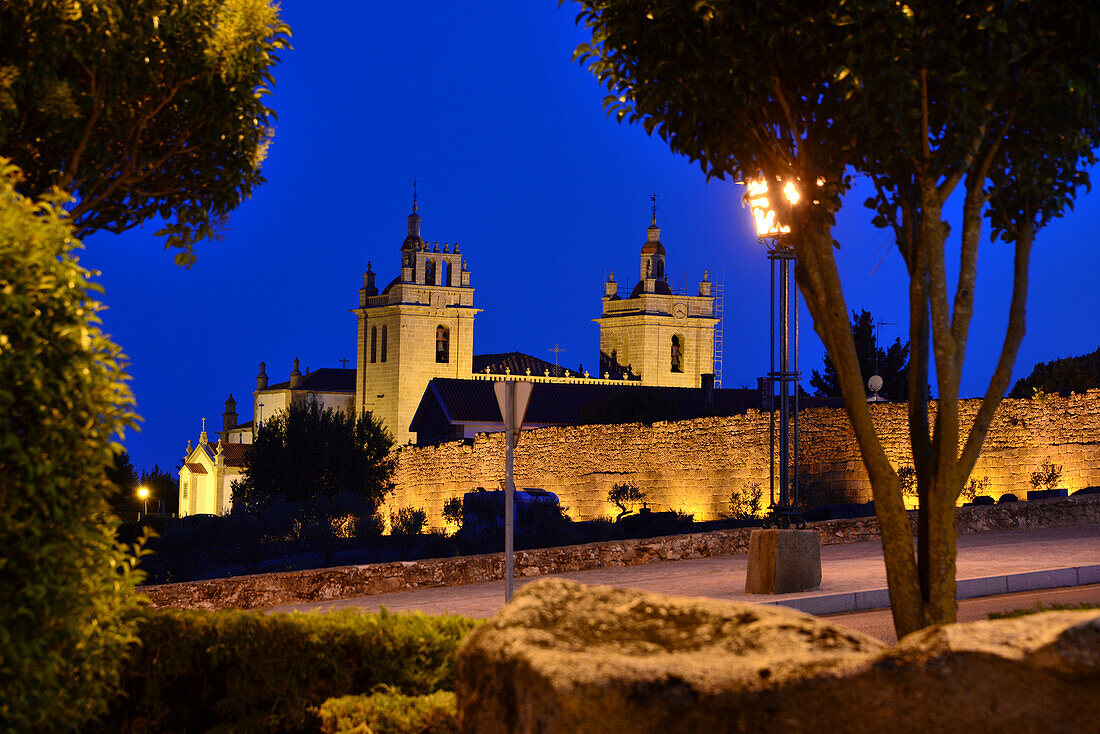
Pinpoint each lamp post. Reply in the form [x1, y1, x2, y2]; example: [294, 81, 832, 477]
[137, 485, 149, 518]
[743, 179, 802, 525]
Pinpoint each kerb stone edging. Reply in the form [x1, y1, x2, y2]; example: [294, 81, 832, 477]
[140, 494, 1100, 611]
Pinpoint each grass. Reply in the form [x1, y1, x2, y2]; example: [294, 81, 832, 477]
[987, 601, 1099, 620]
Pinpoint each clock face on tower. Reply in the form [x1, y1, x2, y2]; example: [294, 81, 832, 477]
[674, 303, 687, 319]
[430, 292, 445, 309]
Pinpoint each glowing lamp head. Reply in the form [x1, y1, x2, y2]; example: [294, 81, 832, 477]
[743, 178, 801, 238]
[137, 485, 149, 500]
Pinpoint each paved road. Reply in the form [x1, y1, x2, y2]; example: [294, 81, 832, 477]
[827, 583, 1100, 645]
[270, 524, 1100, 618]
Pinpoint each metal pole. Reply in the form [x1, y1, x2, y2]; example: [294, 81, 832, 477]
[779, 248, 790, 508]
[769, 251, 776, 508]
[504, 382, 515, 603]
[793, 260, 800, 508]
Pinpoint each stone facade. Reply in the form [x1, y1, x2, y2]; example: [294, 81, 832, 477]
[141, 494, 1100, 611]
[387, 390, 1100, 529]
[353, 201, 480, 446]
[595, 212, 716, 387]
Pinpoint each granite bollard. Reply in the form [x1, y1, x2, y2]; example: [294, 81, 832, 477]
[744, 528, 821, 594]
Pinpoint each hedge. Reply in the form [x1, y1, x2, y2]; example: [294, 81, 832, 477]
[319, 689, 458, 734]
[89, 607, 479, 733]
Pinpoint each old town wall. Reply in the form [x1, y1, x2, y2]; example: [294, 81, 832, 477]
[387, 391, 1100, 529]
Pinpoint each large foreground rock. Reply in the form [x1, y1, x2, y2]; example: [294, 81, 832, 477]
[457, 578, 1100, 733]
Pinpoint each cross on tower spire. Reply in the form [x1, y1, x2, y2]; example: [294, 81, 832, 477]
[650, 193, 658, 225]
[549, 343, 566, 366]
[412, 178, 418, 213]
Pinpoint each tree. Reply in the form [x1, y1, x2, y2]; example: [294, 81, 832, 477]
[0, 0, 290, 265]
[607, 483, 645, 521]
[811, 309, 910, 401]
[569, 0, 1099, 636]
[105, 450, 140, 513]
[141, 464, 181, 514]
[1009, 346, 1100, 398]
[232, 400, 395, 515]
[0, 159, 144, 729]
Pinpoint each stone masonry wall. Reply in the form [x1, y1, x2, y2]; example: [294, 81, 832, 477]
[143, 495, 1100, 611]
[386, 391, 1100, 529]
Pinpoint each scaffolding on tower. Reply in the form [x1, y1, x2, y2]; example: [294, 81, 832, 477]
[713, 270, 725, 387]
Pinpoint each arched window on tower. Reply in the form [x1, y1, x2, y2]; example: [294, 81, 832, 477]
[654, 259, 664, 279]
[442, 259, 452, 287]
[425, 259, 436, 286]
[671, 334, 683, 373]
[370, 326, 377, 363]
[436, 325, 450, 363]
[380, 325, 388, 362]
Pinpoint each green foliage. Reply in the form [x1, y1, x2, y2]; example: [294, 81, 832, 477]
[442, 496, 464, 531]
[91, 608, 479, 733]
[724, 481, 763, 520]
[0, 159, 144, 730]
[811, 309, 910, 401]
[233, 400, 394, 514]
[0, 0, 291, 265]
[1030, 461, 1064, 492]
[607, 482, 646, 520]
[1009, 347, 1100, 398]
[320, 689, 458, 734]
[141, 463, 181, 514]
[390, 506, 428, 536]
[105, 449, 140, 513]
[960, 476, 991, 503]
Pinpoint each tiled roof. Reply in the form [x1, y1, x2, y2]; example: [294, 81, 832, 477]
[411, 378, 764, 433]
[184, 462, 207, 474]
[472, 352, 577, 378]
[264, 367, 356, 393]
[209, 442, 250, 468]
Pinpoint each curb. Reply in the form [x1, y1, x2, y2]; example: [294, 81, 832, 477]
[757, 564, 1100, 616]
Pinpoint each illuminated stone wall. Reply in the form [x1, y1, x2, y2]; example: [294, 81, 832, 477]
[386, 390, 1100, 529]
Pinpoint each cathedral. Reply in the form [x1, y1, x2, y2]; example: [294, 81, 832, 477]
[178, 199, 718, 516]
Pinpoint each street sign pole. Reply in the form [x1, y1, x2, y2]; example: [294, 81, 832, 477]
[503, 384, 515, 602]
[494, 380, 533, 604]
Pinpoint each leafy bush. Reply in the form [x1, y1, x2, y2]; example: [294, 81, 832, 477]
[897, 465, 917, 498]
[442, 496, 464, 531]
[960, 476, 991, 503]
[91, 608, 480, 733]
[724, 481, 763, 520]
[391, 506, 428, 536]
[320, 688, 458, 734]
[1030, 460, 1064, 492]
[0, 159, 145, 730]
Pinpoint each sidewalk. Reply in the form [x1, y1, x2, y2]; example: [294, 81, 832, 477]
[269, 524, 1100, 617]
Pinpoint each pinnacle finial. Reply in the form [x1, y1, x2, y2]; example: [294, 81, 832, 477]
[412, 178, 418, 214]
[650, 193, 658, 225]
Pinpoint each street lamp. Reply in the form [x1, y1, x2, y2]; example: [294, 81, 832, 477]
[137, 485, 149, 518]
[743, 177, 802, 523]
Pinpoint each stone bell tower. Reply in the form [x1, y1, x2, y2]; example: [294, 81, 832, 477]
[353, 192, 480, 444]
[596, 202, 717, 387]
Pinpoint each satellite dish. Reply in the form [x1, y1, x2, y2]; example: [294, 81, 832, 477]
[868, 375, 884, 393]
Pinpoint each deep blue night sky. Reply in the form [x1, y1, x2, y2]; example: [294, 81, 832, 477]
[80, 2, 1100, 475]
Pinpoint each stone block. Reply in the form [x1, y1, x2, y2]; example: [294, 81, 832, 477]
[457, 579, 1100, 734]
[744, 528, 821, 594]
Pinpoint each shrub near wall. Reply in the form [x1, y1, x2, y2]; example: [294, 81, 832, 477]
[90, 608, 479, 733]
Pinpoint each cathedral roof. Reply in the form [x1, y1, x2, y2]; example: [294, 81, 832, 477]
[473, 352, 574, 378]
[410, 379, 766, 442]
[263, 367, 356, 393]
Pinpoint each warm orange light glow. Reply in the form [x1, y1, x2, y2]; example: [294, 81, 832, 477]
[743, 178, 801, 237]
[137, 485, 149, 500]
